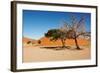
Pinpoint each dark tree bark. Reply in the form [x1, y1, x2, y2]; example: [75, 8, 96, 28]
[74, 32, 81, 50]
[61, 39, 66, 48]
[74, 37, 81, 50]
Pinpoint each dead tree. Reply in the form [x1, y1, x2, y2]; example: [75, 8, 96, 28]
[64, 15, 90, 50]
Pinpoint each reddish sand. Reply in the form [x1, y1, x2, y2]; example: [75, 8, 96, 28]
[39, 37, 90, 47]
[23, 37, 37, 44]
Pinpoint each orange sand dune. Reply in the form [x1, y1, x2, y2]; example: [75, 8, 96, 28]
[23, 37, 37, 44]
[39, 37, 90, 47]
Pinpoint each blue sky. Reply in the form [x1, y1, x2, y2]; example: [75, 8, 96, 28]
[23, 10, 91, 39]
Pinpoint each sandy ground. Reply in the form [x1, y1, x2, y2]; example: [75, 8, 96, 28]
[23, 45, 91, 63]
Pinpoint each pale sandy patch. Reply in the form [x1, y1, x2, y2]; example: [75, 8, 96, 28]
[23, 46, 91, 63]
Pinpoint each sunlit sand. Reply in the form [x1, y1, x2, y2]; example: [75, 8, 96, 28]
[23, 37, 91, 63]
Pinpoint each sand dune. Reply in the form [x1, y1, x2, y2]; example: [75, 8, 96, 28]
[23, 37, 37, 46]
[39, 37, 90, 47]
[23, 37, 37, 43]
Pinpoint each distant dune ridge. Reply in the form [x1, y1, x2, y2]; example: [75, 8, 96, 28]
[23, 37, 37, 45]
[23, 36, 90, 47]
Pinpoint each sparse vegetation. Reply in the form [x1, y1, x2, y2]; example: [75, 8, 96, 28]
[38, 40, 41, 44]
[45, 15, 90, 49]
[45, 29, 67, 48]
[27, 41, 31, 44]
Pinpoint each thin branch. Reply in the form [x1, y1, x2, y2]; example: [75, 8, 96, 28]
[76, 32, 90, 38]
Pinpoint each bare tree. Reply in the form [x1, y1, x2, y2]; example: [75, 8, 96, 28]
[66, 15, 90, 50]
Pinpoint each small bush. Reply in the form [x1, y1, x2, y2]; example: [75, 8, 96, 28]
[27, 41, 31, 44]
[38, 40, 41, 44]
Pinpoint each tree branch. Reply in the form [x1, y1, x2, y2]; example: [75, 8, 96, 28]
[76, 32, 87, 38]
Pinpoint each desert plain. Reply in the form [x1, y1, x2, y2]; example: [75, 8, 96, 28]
[23, 37, 91, 63]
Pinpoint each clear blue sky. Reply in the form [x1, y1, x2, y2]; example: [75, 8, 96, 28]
[23, 10, 91, 40]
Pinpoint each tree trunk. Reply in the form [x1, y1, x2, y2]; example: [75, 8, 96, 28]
[61, 39, 66, 48]
[74, 37, 81, 50]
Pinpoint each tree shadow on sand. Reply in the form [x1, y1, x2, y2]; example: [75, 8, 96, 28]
[40, 46, 83, 51]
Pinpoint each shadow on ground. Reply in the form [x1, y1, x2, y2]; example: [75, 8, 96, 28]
[40, 46, 83, 51]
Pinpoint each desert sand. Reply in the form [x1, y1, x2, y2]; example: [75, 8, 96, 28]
[23, 37, 91, 63]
